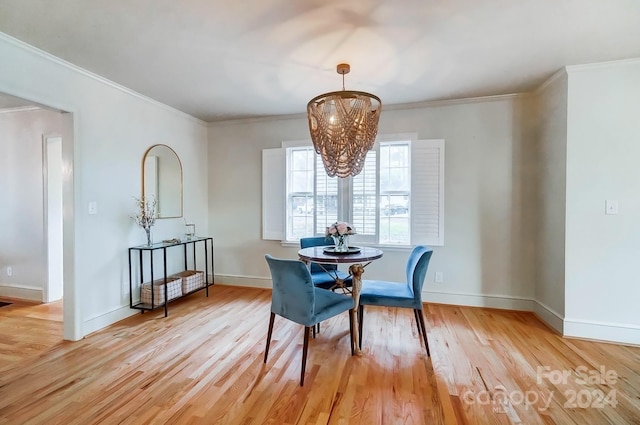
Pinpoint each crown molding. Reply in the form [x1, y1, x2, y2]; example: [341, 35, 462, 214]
[207, 93, 527, 127]
[0, 32, 206, 126]
[0, 106, 42, 114]
[533, 68, 568, 95]
[566, 57, 640, 74]
[384, 93, 525, 112]
[207, 111, 308, 127]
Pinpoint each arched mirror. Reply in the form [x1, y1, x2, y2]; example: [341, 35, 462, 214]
[142, 144, 183, 218]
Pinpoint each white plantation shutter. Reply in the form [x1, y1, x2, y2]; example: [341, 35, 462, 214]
[315, 155, 339, 234]
[351, 150, 377, 241]
[262, 148, 285, 240]
[411, 139, 444, 246]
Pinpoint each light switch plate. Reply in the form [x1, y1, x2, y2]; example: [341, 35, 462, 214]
[605, 200, 618, 215]
[88, 201, 98, 215]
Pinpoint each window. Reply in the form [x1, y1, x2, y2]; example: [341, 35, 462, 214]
[286, 148, 340, 240]
[262, 136, 444, 246]
[350, 143, 412, 245]
[287, 147, 315, 240]
[379, 143, 410, 244]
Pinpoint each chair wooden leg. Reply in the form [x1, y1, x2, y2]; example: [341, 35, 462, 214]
[413, 309, 426, 349]
[312, 322, 320, 338]
[348, 309, 355, 356]
[264, 312, 275, 363]
[415, 308, 430, 356]
[357, 304, 364, 348]
[413, 309, 422, 336]
[301, 326, 311, 386]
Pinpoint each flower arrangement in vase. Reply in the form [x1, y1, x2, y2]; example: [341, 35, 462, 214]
[132, 196, 157, 246]
[326, 221, 356, 252]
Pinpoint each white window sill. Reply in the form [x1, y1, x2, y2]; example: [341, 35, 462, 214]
[281, 240, 415, 252]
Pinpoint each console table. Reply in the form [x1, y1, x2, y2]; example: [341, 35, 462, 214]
[128, 236, 214, 317]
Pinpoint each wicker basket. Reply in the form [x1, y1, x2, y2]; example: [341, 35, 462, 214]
[171, 270, 205, 293]
[140, 277, 182, 306]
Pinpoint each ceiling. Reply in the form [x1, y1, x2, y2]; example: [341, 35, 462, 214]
[0, 0, 639, 122]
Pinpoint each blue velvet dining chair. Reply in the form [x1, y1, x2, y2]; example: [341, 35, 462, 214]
[264, 254, 355, 386]
[300, 236, 352, 290]
[357, 245, 434, 355]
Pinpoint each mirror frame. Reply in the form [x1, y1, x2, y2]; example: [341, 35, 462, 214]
[142, 144, 183, 219]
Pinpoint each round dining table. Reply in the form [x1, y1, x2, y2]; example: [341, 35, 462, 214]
[298, 246, 383, 355]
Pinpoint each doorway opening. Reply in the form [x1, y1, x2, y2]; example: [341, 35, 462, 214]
[0, 95, 76, 341]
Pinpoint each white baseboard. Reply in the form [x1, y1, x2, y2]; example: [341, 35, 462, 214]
[214, 274, 271, 289]
[216, 276, 537, 312]
[423, 289, 535, 311]
[533, 301, 564, 334]
[0, 284, 43, 302]
[219, 279, 534, 312]
[212, 275, 639, 346]
[563, 318, 640, 346]
[82, 305, 138, 337]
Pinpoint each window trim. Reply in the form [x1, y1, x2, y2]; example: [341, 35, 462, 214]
[262, 133, 444, 247]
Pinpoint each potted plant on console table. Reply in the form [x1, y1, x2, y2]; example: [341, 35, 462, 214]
[132, 196, 157, 246]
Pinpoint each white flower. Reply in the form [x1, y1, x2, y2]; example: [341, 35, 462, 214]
[131, 196, 157, 230]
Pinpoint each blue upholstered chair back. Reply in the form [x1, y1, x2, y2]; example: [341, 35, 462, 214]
[265, 254, 316, 325]
[406, 245, 434, 301]
[264, 254, 355, 385]
[300, 236, 336, 274]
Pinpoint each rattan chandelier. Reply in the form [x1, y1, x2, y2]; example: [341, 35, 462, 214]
[307, 63, 382, 178]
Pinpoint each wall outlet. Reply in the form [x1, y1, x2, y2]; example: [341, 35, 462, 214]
[434, 271, 443, 283]
[605, 200, 618, 215]
[6, 266, 12, 276]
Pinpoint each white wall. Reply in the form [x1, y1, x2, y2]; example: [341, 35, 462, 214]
[0, 108, 62, 301]
[0, 33, 209, 339]
[564, 59, 640, 344]
[208, 95, 539, 309]
[3, 29, 636, 345]
[534, 71, 568, 331]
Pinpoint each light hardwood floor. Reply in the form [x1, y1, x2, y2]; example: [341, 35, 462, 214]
[0, 285, 638, 424]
